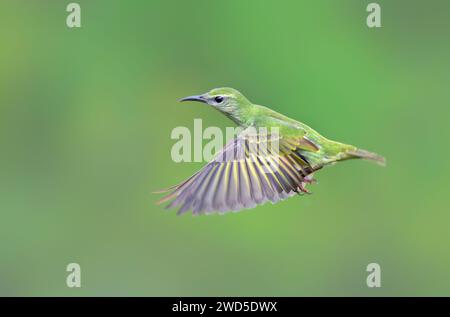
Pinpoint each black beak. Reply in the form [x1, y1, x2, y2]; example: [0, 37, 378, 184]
[179, 95, 207, 103]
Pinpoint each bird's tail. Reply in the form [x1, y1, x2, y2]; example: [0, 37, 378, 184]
[345, 148, 386, 166]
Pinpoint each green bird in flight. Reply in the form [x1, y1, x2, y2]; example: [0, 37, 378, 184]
[156, 87, 385, 215]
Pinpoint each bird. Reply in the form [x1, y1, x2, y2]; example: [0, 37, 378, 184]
[155, 87, 385, 215]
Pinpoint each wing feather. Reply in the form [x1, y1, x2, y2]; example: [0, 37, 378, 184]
[157, 128, 320, 215]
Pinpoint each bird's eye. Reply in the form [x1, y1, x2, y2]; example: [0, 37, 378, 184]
[214, 96, 224, 103]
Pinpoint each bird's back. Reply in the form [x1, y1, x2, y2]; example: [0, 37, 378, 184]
[249, 104, 357, 167]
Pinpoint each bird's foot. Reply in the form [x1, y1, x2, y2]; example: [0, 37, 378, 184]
[299, 182, 312, 194]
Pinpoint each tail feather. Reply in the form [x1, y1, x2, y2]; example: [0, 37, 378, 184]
[346, 149, 386, 166]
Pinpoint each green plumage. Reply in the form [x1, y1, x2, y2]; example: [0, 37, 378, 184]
[156, 88, 385, 215]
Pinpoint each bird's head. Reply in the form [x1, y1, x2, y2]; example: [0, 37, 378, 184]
[179, 87, 252, 124]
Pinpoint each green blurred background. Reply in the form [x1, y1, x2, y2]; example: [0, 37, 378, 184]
[0, 0, 449, 296]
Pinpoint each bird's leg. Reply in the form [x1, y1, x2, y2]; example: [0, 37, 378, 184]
[298, 174, 317, 194]
[303, 174, 317, 184]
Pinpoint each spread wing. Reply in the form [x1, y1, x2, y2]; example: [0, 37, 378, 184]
[156, 128, 321, 215]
